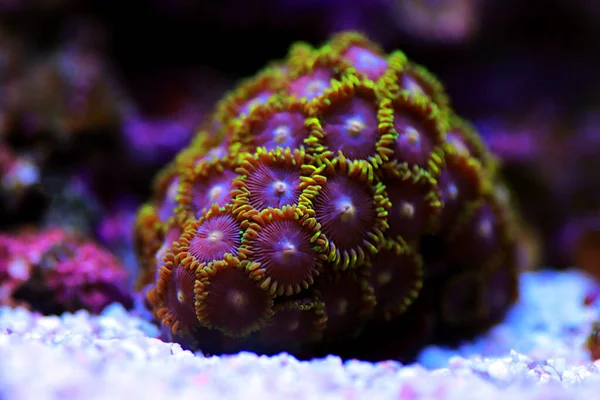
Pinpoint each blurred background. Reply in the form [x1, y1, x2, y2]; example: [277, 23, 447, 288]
[2, 0, 600, 283]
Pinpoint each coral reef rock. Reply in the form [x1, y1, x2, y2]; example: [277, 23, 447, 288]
[0, 227, 133, 314]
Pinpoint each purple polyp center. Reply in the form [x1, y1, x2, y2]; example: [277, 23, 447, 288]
[189, 215, 240, 263]
[343, 46, 388, 80]
[192, 171, 236, 216]
[290, 70, 332, 100]
[254, 112, 307, 151]
[394, 114, 433, 166]
[322, 97, 379, 159]
[246, 165, 301, 210]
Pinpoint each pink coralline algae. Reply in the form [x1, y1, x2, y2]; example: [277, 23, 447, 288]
[0, 227, 133, 314]
[134, 31, 522, 361]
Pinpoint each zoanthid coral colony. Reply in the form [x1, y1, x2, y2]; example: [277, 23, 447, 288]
[134, 31, 522, 361]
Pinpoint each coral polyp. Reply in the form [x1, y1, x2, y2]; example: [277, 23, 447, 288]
[289, 68, 334, 101]
[342, 46, 388, 81]
[445, 199, 504, 267]
[309, 155, 389, 269]
[194, 254, 275, 337]
[331, 31, 388, 81]
[152, 248, 199, 334]
[258, 298, 327, 348]
[367, 240, 423, 320]
[155, 167, 181, 223]
[133, 204, 164, 289]
[178, 158, 237, 218]
[239, 206, 328, 296]
[315, 267, 376, 340]
[237, 97, 310, 151]
[154, 221, 184, 282]
[383, 172, 440, 243]
[437, 149, 485, 231]
[384, 92, 447, 170]
[232, 148, 308, 211]
[179, 205, 242, 265]
[135, 31, 521, 361]
[446, 115, 496, 171]
[392, 59, 450, 111]
[217, 67, 286, 122]
[308, 79, 382, 161]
